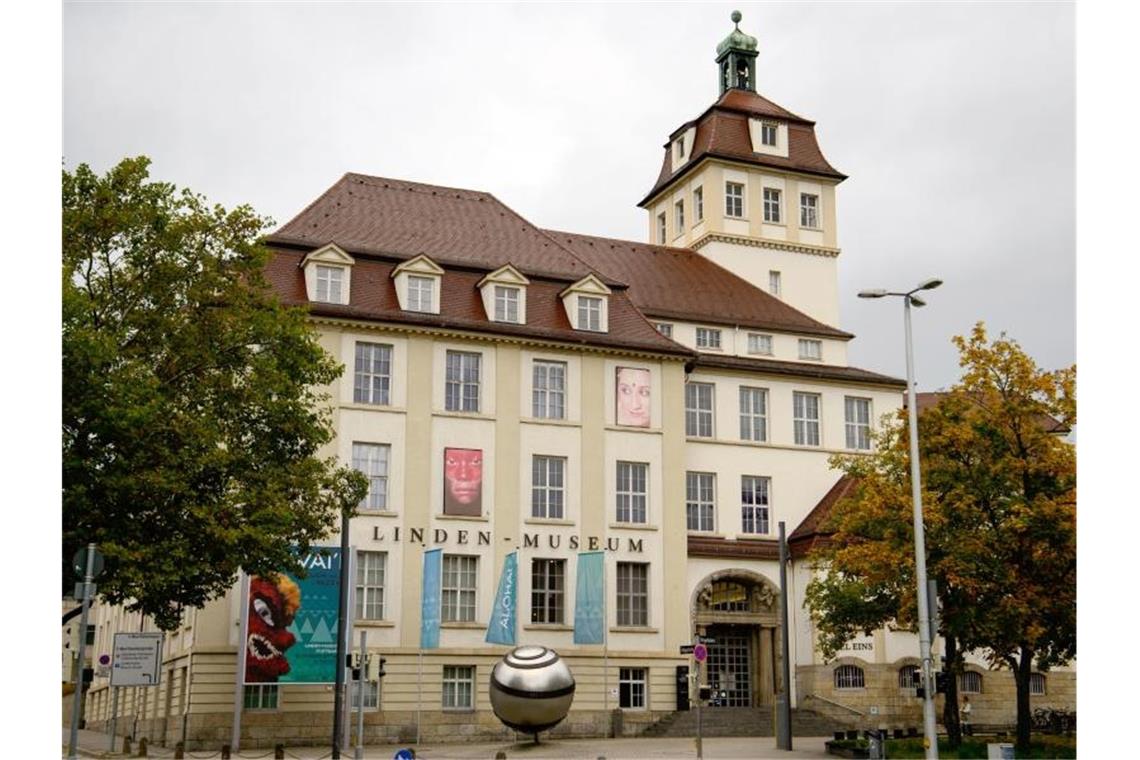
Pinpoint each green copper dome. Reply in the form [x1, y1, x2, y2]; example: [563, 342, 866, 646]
[716, 11, 757, 57]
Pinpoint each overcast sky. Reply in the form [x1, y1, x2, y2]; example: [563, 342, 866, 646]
[62, 1, 1075, 391]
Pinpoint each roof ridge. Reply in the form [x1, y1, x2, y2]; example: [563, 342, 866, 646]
[342, 172, 494, 201]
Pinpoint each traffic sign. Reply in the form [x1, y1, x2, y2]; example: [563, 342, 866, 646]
[73, 546, 105, 580]
[698, 636, 717, 644]
[111, 632, 164, 687]
[693, 643, 708, 662]
[680, 644, 695, 654]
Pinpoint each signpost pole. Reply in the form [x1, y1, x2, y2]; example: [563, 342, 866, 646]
[777, 522, 793, 751]
[109, 687, 119, 752]
[67, 543, 97, 760]
[230, 573, 250, 752]
[333, 511, 351, 759]
[355, 630, 367, 760]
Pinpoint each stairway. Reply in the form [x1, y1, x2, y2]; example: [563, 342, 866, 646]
[641, 706, 841, 738]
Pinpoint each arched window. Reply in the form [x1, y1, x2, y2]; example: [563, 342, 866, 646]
[959, 671, 982, 694]
[898, 665, 920, 690]
[709, 581, 752, 612]
[835, 665, 865, 690]
[1029, 673, 1046, 696]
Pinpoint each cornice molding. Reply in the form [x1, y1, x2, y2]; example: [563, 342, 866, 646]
[691, 232, 840, 259]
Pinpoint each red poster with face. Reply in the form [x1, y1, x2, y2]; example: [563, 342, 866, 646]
[443, 447, 483, 516]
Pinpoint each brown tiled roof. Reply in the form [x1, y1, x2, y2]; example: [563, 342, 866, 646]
[269, 174, 620, 285]
[544, 230, 852, 340]
[912, 392, 1071, 434]
[788, 475, 860, 558]
[641, 89, 846, 206]
[688, 535, 780, 560]
[694, 354, 905, 388]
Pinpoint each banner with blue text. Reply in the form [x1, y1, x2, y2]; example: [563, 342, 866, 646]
[485, 552, 518, 645]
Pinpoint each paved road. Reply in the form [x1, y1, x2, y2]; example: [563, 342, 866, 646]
[63, 727, 836, 759]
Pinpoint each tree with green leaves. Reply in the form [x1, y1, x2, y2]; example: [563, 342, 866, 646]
[805, 324, 1075, 752]
[63, 157, 367, 631]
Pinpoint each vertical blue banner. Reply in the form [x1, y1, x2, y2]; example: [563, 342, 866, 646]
[573, 551, 606, 645]
[420, 548, 442, 649]
[485, 552, 518, 645]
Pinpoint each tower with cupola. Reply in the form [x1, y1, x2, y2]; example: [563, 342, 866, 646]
[639, 11, 846, 328]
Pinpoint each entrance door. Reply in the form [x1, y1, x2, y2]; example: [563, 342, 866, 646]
[706, 626, 753, 707]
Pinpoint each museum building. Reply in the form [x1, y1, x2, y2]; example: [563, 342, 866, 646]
[76, 15, 1073, 748]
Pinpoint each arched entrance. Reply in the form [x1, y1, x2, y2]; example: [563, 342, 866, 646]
[690, 570, 782, 707]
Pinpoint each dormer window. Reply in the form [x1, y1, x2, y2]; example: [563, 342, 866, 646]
[560, 274, 611, 333]
[316, 265, 344, 303]
[407, 276, 435, 313]
[391, 254, 444, 315]
[578, 296, 602, 331]
[301, 244, 355, 306]
[495, 286, 520, 323]
[761, 122, 777, 146]
[478, 264, 530, 325]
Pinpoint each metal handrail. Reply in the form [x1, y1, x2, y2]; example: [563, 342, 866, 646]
[805, 692, 865, 716]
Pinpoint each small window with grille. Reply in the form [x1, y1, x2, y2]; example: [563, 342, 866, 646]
[834, 665, 865, 690]
[959, 671, 983, 694]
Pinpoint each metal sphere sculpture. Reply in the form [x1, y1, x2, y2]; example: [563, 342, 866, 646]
[489, 645, 576, 735]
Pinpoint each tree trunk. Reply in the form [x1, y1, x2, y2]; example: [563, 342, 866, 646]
[942, 635, 962, 748]
[1015, 647, 1034, 751]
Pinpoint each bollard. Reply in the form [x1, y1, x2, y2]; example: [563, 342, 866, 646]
[221, 745, 231, 759]
[495, 752, 506, 760]
[123, 735, 132, 754]
[274, 743, 285, 759]
[137, 736, 148, 757]
[174, 741, 185, 759]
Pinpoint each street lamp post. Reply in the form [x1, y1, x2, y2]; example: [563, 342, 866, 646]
[858, 279, 942, 760]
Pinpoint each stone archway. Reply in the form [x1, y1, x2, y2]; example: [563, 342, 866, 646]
[690, 570, 783, 707]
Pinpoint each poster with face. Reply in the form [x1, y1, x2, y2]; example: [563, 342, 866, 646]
[615, 366, 651, 428]
[443, 447, 483, 516]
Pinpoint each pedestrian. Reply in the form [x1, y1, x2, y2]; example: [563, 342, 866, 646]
[960, 696, 972, 736]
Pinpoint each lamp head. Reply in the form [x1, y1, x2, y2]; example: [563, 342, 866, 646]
[916, 278, 943, 291]
[858, 289, 888, 299]
[908, 295, 927, 308]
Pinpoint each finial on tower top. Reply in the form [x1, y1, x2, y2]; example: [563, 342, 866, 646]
[731, 10, 742, 27]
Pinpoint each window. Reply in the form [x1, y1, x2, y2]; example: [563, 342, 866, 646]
[761, 122, 778, 146]
[351, 681, 379, 710]
[685, 382, 715, 438]
[686, 471, 716, 532]
[530, 558, 565, 624]
[959, 671, 982, 694]
[353, 342, 392, 405]
[747, 333, 773, 355]
[674, 199, 684, 232]
[739, 386, 768, 442]
[578, 296, 603, 332]
[740, 476, 770, 534]
[654, 322, 673, 338]
[725, 182, 744, 218]
[798, 339, 822, 361]
[616, 562, 649, 627]
[442, 555, 477, 623]
[793, 392, 821, 446]
[355, 551, 386, 621]
[674, 136, 685, 162]
[694, 186, 704, 222]
[835, 665, 865, 690]
[352, 442, 390, 511]
[444, 351, 481, 412]
[801, 193, 819, 229]
[531, 455, 566, 519]
[1030, 673, 1046, 696]
[315, 265, 344, 303]
[657, 212, 667, 244]
[494, 286, 520, 323]
[532, 360, 566, 419]
[695, 327, 722, 349]
[845, 397, 872, 450]
[616, 461, 648, 524]
[769, 271, 782, 297]
[442, 665, 474, 709]
[86, 625, 96, 646]
[898, 665, 920, 690]
[407, 275, 435, 313]
[243, 684, 278, 710]
[763, 187, 782, 223]
[619, 667, 647, 709]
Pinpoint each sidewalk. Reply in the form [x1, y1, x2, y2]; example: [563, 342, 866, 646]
[63, 727, 836, 759]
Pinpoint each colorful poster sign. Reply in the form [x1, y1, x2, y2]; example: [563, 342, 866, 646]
[573, 551, 606, 644]
[443, 448, 483, 516]
[485, 552, 518, 645]
[421, 548, 442, 649]
[615, 367, 651, 427]
[243, 547, 343, 684]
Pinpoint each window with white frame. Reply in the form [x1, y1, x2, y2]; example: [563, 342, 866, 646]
[845, 397, 872, 450]
[442, 555, 477, 623]
[674, 199, 684, 232]
[739, 386, 768, 442]
[898, 665, 920, 690]
[616, 461, 648, 524]
[352, 442, 390, 511]
[763, 188, 782, 223]
[798, 339, 822, 361]
[442, 665, 475, 709]
[761, 122, 778, 147]
[674, 136, 685, 163]
[959, 671, 982, 694]
[685, 382, 715, 438]
[354, 550, 386, 620]
[725, 182, 744, 218]
[530, 558, 565, 624]
[1030, 673, 1046, 696]
[695, 327, 722, 349]
[793, 392, 821, 446]
[407, 275, 435, 313]
[353, 342, 392, 405]
[694, 186, 704, 222]
[315, 265, 344, 304]
[801, 193, 819, 229]
[494, 286, 520, 323]
[619, 667, 647, 709]
[578, 296, 603, 332]
[444, 351, 481, 412]
[769, 271, 782, 297]
[686, 471, 716, 532]
[741, 475, 770, 535]
[835, 665, 865, 689]
[657, 212, 667, 244]
[351, 681, 379, 710]
[532, 360, 566, 419]
[531, 455, 566, 519]
[747, 333, 773, 355]
[616, 562, 648, 627]
[243, 684, 278, 710]
[654, 322, 673, 338]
